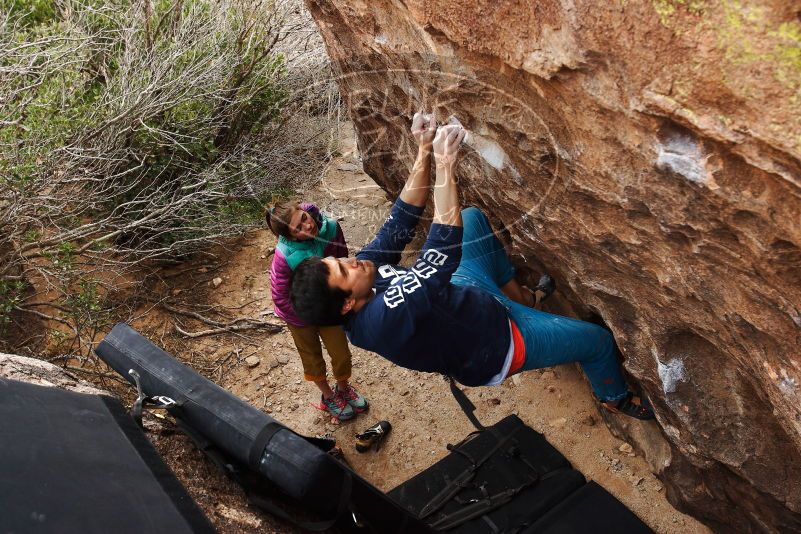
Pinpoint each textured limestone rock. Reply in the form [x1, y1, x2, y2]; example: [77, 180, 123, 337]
[0, 353, 110, 396]
[305, 1, 801, 531]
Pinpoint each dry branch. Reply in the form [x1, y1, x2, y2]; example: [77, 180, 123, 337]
[174, 320, 282, 338]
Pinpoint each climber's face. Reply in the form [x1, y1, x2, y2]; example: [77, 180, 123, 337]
[323, 257, 376, 314]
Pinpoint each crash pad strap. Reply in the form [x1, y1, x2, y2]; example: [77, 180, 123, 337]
[248, 421, 285, 469]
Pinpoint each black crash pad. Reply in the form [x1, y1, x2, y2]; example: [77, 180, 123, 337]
[389, 415, 652, 534]
[0, 379, 214, 534]
[524, 480, 654, 533]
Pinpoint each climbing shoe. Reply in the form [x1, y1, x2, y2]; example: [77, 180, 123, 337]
[533, 273, 556, 302]
[337, 384, 369, 413]
[355, 420, 392, 452]
[603, 391, 655, 421]
[321, 392, 355, 422]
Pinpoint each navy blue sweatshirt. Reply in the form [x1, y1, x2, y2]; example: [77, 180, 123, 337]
[344, 199, 510, 387]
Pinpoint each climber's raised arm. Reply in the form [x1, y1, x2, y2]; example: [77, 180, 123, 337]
[398, 112, 436, 208]
[431, 124, 466, 227]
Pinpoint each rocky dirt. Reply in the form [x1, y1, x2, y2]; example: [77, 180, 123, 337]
[129, 123, 709, 533]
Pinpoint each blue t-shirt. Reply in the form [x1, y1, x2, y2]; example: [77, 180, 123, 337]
[344, 199, 510, 387]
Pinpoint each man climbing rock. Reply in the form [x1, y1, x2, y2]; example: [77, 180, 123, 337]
[290, 113, 653, 420]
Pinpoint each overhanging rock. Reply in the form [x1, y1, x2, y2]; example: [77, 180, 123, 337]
[304, 1, 801, 531]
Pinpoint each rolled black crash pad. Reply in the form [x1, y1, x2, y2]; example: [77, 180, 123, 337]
[0, 379, 214, 534]
[95, 322, 430, 533]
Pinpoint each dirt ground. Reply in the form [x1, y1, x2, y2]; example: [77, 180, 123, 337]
[130, 122, 710, 533]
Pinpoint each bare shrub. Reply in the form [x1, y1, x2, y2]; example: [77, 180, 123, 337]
[0, 0, 339, 356]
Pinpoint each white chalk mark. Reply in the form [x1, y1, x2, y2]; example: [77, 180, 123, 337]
[657, 358, 687, 394]
[656, 131, 716, 188]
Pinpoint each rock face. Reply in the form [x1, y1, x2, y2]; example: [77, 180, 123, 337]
[0, 354, 110, 396]
[305, 1, 801, 531]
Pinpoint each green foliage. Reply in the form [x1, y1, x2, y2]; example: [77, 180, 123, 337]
[3, 0, 289, 205]
[1, 0, 335, 355]
[64, 278, 102, 316]
[23, 229, 41, 243]
[1, 0, 57, 26]
[40, 241, 78, 272]
[0, 280, 26, 331]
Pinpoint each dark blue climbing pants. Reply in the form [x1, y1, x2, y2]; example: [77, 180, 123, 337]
[450, 207, 628, 402]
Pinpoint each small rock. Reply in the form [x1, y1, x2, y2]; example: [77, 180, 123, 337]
[276, 354, 290, 365]
[214, 503, 262, 528]
[197, 267, 208, 273]
[336, 162, 360, 172]
[619, 443, 634, 455]
[546, 385, 557, 393]
[654, 482, 664, 492]
[631, 476, 644, 487]
[212, 277, 223, 287]
[260, 255, 266, 259]
[487, 398, 501, 406]
[511, 374, 522, 386]
[580, 414, 596, 426]
[540, 370, 555, 380]
[611, 458, 620, 466]
[171, 289, 182, 295]
[267, 357, 280, 369]
[245, 356, 260, 368]
[548, 417, 567, 428]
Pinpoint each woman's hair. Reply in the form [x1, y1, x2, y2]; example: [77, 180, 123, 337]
[265, 200, 300, 238]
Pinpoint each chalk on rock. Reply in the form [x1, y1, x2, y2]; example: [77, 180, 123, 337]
[446, 116, 473, 145]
